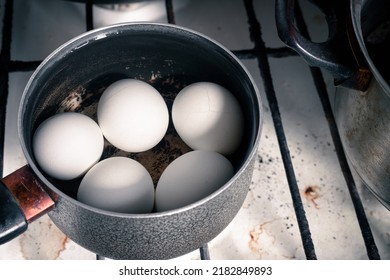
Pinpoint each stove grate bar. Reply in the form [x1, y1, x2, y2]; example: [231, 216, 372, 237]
[199, 244, 210, 260]
[0, 0, 13, 178]
[8, 60, 42, 72]
[85, 1, 93, 31]
[165, 0, 175, 25]
[233, 47, 298, 60]
[243, 0, 317, 260]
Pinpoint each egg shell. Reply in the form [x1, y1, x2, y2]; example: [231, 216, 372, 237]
[32, 112, 104, 181]
[155, 150, 234, 212]
[77, 157, 155, 214]
[172, 82, 244, 155]
[97, 79, 169, 153]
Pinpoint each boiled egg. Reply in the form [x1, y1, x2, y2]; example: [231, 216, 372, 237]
[77, 157, 154, 213]
[32, 112, 104, 181]
[155, 150, 234, 212]
[172, 82, 244, 155]
[97, 78, 169, 153]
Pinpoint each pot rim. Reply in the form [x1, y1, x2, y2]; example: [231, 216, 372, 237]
[350, 0, 390, 94]
[18, 22, 263, 219]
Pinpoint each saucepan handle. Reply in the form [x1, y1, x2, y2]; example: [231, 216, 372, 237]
[0, 181, 27, 244]
[0, 165, 55, 244]
[275, 0, 371, 91]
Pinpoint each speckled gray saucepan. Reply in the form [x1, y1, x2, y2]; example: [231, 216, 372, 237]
[0, 23, 262, 259]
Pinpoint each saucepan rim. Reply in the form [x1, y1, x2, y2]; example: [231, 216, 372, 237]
[18, 22, 263, 219]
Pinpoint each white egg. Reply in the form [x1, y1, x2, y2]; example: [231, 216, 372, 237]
[97, 79, 169, 153]
[32, 112, 104, 181]
[77, 157, 154, 214]
[155, 150, 234, 212]
[172, 82, 244, 155]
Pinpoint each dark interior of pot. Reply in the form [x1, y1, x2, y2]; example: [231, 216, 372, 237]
[361, 0, 390, 84]
[21, 24, 260, 202]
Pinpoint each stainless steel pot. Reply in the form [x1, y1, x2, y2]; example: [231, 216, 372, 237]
[0, 23, 262, 259]
[276, 0, 390, 209]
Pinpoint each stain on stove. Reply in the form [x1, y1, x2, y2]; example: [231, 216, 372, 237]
[242, 183, 255, 209]
[248, 220, 277, 257]
[281, 216, 295, 236]
[248, 218, 298, 259]
[19, 216, 68, 260]
[303, 185, 321, 209]
[257, 154, 263, 164]
[257, 154, 279, 166]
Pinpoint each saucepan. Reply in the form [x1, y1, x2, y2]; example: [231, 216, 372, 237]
[0, 23, 262, 259]
[276, 0, 390, 210]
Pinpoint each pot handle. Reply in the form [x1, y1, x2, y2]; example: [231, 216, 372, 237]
[0, 181, 27, 244]
[275, 0, 371, 91]
[0, 166, 55, 244]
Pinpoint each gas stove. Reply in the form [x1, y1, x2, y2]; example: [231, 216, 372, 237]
[1, 0, 390, 260]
